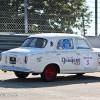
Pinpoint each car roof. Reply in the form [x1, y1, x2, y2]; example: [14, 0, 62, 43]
[29, 33, 85, 39]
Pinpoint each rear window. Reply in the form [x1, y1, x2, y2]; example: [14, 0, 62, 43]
[21, 38, 47, 48]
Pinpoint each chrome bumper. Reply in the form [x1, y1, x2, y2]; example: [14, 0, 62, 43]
[0, 65, 33, 73]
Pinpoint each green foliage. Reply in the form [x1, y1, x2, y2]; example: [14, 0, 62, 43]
[0, 0, 92, 34]
[28, 0, 92, 33]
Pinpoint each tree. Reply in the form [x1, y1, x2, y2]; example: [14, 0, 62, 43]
[0, 0, 25, 33]
[27, 0, 92, 34]
[0, 0, 92, 34]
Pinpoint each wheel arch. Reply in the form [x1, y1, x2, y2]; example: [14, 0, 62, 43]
[44, 63, 60, 73]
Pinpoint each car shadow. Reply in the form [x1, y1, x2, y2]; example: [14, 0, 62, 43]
[0, 74, 100, 88]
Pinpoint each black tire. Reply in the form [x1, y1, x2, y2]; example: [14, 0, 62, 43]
[41, 65, 57, 82]
[76, 73, 85, 76]
[14, 72, 29, 79]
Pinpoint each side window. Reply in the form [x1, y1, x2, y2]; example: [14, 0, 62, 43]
[76, 39, 90, 49]
[57, 38, 74, 50]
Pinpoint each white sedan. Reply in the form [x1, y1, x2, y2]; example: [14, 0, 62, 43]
[0, 33, 100, 82]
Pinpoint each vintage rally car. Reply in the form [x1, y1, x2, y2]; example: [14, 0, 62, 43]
[0, 33, 100, 81]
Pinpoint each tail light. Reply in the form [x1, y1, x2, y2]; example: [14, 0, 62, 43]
[24, 56, 28, 64]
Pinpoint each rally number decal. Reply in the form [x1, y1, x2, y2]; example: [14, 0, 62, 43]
[82, 54, 93, 68]
[87, 60, 89, 65]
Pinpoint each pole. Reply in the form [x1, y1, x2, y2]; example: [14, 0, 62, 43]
[82, 13, 86, 36]
[24, 0, 28, 34]
[95, 0, 98, 36]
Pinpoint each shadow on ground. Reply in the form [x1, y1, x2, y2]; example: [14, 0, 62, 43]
[0, 74, 100, 88]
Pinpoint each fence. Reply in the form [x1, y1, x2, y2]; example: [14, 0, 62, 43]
[0, 0, 93, 35]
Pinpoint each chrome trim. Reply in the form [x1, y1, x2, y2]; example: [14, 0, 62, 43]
[0, 65, 33, 73]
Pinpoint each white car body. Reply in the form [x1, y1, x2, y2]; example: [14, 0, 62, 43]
[0, 33, 100, 81]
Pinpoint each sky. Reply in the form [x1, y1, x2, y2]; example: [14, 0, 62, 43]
[74, 0, 100, 36]
[86, 0, 95, 36]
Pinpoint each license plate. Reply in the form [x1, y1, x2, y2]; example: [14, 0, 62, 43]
[10, 57, 16, 64]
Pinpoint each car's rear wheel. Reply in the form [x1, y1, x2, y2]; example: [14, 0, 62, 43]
[41, 65, 57, 82]
[76, 73, 85, 76]
[14, 72, 29, 79]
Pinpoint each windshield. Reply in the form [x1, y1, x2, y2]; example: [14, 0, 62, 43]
[21, 38, 47, 48]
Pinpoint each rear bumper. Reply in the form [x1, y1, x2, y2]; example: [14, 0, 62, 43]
[0, 65, 33, 73]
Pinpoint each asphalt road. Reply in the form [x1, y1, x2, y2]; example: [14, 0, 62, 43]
[0, 71, 100, 100]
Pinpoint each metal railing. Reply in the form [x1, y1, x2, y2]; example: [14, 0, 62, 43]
[0, 33, 28, 53]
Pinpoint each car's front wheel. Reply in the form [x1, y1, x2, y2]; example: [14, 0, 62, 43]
[41, 65, 57, 82]
[76, 73, 85, 76]
[14, 72, 29, 79]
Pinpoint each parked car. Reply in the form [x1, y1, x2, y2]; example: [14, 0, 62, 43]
[0, 33, 100, 82]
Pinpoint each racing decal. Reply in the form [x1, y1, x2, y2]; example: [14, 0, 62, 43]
[62, 39, 71, 49]
[62, 57, 80, 65]
[50, 41, 54, 47]
[36, 57, 42, 62]
[82, 54, 93, 68]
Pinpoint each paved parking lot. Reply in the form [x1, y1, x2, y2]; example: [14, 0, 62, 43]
[0, 71, 100, 100]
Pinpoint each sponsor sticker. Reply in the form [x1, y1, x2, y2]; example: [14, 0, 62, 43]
[62, 39, 71, 49]
[82, 54, 93, 68]
[61, 57, 80, 65]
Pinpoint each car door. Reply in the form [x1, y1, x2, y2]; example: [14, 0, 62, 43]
[75, 38, 97, 70]
[56, 38, 78, 72]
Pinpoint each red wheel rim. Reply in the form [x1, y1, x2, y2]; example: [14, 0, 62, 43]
[45, 65, 57, 80]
